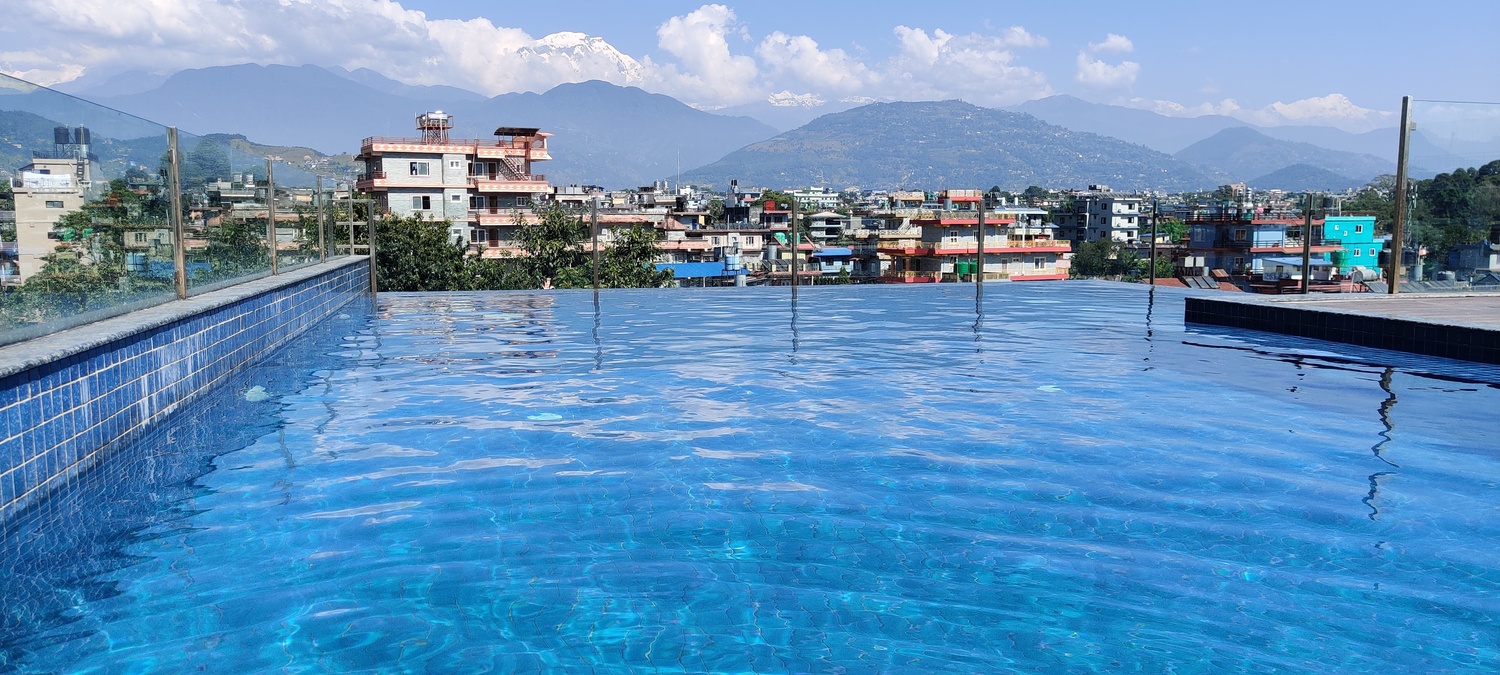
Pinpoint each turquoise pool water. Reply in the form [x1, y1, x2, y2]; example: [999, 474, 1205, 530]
[3, 283, 1499, 672]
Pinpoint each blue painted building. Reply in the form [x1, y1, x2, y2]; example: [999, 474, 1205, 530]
[1323, 215, 1384, 279]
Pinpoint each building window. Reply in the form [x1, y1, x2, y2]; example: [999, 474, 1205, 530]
[409, 162, 430, 176]
[45, 200, 64, 208]
[1370, 248, 1377, 257]
[412, 195, 432, 210]
[133, 232, 147, 243]
[1034, 257, 1046, 269]
[451, 194, 462, 201]
[1355, 224, 1364, 234]
[472, 229, 487, 243]
[449, 160, 461, 169]
[1233, 228, 1247, 241]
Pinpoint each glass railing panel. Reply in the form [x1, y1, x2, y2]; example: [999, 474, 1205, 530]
[178, 133, 272, 295]
[1, 73, 179, 346]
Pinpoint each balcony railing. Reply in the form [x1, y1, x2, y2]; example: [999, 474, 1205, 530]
[471, 174, 547, 184]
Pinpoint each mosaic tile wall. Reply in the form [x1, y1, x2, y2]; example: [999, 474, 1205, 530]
[0, 261, 369, 523]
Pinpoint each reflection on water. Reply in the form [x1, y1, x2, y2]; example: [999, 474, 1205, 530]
[4, 283, 1500, 673]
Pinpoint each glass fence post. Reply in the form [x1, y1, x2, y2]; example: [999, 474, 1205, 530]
[266, 160, 278, 275]
[167, 127, 187, 300]
[316, 175, 326, 263]
[367, 200, 377, 296]
[1389, 95, 1411, 293]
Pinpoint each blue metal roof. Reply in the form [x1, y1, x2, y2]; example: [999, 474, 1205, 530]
[1263, 256, 1333, 267]
[812, 247, 853, 257]
[654, 262, 747, 278]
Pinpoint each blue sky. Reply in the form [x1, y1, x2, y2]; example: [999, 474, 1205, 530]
[3, 0, 1495, 131]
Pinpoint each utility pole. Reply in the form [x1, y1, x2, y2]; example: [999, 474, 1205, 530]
[975, 196, 985, 299]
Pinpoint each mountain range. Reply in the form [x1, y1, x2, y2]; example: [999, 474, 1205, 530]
[11, 63, 1482, 191]
[680, 101, 1225, 191]
[1174, 127, 1391, 185]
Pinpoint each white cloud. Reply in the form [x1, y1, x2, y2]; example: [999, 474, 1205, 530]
[0, 2, 1057, 111]
[999, 26, 1050, 49]
[1, 0, 647, 96]
[1075, 33, 1139, 88]
[756, 32, 874, 94]
[1088, 34, 1134, 54]
[883, 26, 1052, 106]
[648, 4, 762, 107]
[1076, 53, 1139, 88]
[1125, 93, 1395, 132]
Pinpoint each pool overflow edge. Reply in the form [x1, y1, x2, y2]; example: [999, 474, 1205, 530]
[0, 258, 372, 527]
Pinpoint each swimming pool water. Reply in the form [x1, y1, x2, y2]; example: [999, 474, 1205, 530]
[3, 282, 1499, 672]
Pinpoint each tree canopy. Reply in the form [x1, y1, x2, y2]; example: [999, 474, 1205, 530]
[373, 204, 672, 292]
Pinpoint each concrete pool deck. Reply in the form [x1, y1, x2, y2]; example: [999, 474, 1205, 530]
[1184, 292, 1500, 365]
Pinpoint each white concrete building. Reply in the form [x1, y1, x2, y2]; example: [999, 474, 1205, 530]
[1057, 185, 1143, 244]
[356, 112, 552, 252]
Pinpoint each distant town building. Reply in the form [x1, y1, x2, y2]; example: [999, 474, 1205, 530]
[355, 112, 552, 251]
[1323, 215, 1385, 281]
[1056, 185, 1142, 244]
[10, 126, 98, 282]
[878, 189, 1070, 283]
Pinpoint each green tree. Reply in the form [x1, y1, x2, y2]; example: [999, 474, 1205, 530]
[1146, 254, 1175, 279]
[1070, 238, 1141, 279]
[1154, 217, 1187, 243]
[760, 189, 793, 209]
[183, 139, 232, 187]
[374, 214, 470, 291]
[516, 204, 588, 286]
[600, 223, 672, 288]
[1344, 175, 1395, 233]
[1070, 238, 1114, 278]
[707, 198, 724, 225]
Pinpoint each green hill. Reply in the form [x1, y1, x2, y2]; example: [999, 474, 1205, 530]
[680, 100, 1223, 191]
[1248, 163, 1365, 191]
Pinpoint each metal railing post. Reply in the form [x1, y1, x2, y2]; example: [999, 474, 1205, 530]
[167, 127, 187, 299]
[346, 190, 355, 255]
[266, 159, 277, 274]
[591, 198, 600, 291]
[1149, 199, 1158, 286]
[1300, 192, 1314, 294]
[316, 175, 326, 263]
[789, 200, 799, 298]
[976, 202, 985, 297]
[368, 199, 377, 296]
[1389, 96, 1412, 293]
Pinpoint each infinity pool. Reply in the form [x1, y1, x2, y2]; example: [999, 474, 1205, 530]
[3, 283, 1498, 672]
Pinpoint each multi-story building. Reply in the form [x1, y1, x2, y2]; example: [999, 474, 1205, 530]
[11, 138, 96, 282]
[356, 112, 551, 252]
[878, 190, 1070, 283]
[788, 186, 842, 211]
[1184, 203, 1339, 282]
[1323, 215, 1385, 281]
[1056, 185, 1142, 244]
